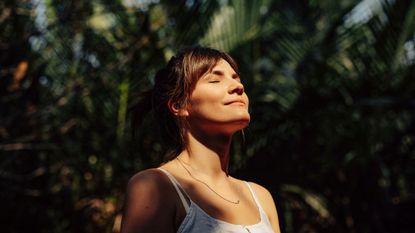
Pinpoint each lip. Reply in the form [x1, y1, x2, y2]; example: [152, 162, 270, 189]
[224, 100, 246, 106]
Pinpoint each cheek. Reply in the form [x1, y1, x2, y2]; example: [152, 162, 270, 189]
[188, 96, 224, 118]
[191, 88, 223, 104]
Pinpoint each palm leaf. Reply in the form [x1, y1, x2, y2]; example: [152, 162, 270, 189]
[200, 0, 271, 52]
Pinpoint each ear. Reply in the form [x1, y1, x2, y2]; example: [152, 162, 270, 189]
[168, 99, 189, 117]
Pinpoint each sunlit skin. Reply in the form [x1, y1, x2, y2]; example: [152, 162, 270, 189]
[121, 59, 281, 233]
[171, 59, 251, 176]
[184, 59, 250, 135]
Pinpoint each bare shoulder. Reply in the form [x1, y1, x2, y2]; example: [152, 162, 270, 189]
[247, 181, 281, 233]
[124, 168, 177, 212]
[247, 182, 274, 203]
[126, 168, 170, 193]
[121, 168, 176, 233]
[249, 182, 275, 208]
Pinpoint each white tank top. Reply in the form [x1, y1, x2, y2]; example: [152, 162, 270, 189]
[158, 168, 275, 233]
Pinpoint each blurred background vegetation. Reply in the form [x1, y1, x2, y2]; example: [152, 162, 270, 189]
[1, 0, 415, 232]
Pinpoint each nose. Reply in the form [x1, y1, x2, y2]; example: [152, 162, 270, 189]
[229, 80, 244, 95]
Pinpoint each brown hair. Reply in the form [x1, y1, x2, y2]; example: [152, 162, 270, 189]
[131, 46, 239, 160]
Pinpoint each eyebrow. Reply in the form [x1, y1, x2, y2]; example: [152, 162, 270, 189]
[210, 69, 240, 79]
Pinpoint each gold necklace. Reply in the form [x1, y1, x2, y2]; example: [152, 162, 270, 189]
[176, 157, 240, 204]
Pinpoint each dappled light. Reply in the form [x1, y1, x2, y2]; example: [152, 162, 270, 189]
[1, 0, 415, 233]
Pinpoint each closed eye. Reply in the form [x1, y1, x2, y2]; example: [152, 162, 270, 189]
[206, 70, 240, 83]
[207, 71, 223, 83]
[232, 74, 241, 82]
[212, 70, 224, 76]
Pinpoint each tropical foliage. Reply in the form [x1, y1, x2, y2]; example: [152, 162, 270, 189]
[1, 0, 414, 232]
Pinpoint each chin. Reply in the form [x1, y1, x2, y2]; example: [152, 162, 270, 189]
[228, 118, 250, 130]
[205, 118, 249, 135]
[237, 113, 251, 125]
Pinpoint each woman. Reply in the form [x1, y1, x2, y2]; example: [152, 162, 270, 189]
[121, 47, 281, 233]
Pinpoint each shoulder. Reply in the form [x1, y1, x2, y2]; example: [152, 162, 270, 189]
[247, 182, 275, 206]
[124, 168, 179, 211]
[126, 168, 173, 198]
[233, 178, 276, 211]
[121, 168, 177, 233]
[127, 168, 167, 188]
[247, 181, 281, 233]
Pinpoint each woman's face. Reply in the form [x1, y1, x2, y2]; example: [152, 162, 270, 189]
[183, 59, 250, 134]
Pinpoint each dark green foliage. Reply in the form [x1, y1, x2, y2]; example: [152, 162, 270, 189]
[1, 0, 414, 233]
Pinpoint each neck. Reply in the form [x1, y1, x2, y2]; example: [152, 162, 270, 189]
[179, 129, 233, 177]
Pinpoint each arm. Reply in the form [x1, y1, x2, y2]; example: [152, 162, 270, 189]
[250, 182, 281, 233]
[120, 169, 175, 233]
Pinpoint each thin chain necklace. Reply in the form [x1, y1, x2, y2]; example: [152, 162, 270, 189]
[176, 157, 240, 204]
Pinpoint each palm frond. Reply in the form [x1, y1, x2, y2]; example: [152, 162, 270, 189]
[200, 0, 271, 52]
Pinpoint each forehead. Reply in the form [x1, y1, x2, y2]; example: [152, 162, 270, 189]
[211, 59, 237, 73]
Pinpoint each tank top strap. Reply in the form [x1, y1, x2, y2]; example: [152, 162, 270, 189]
[244, 181, 265, 213]
[158, 168, 190, 213]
